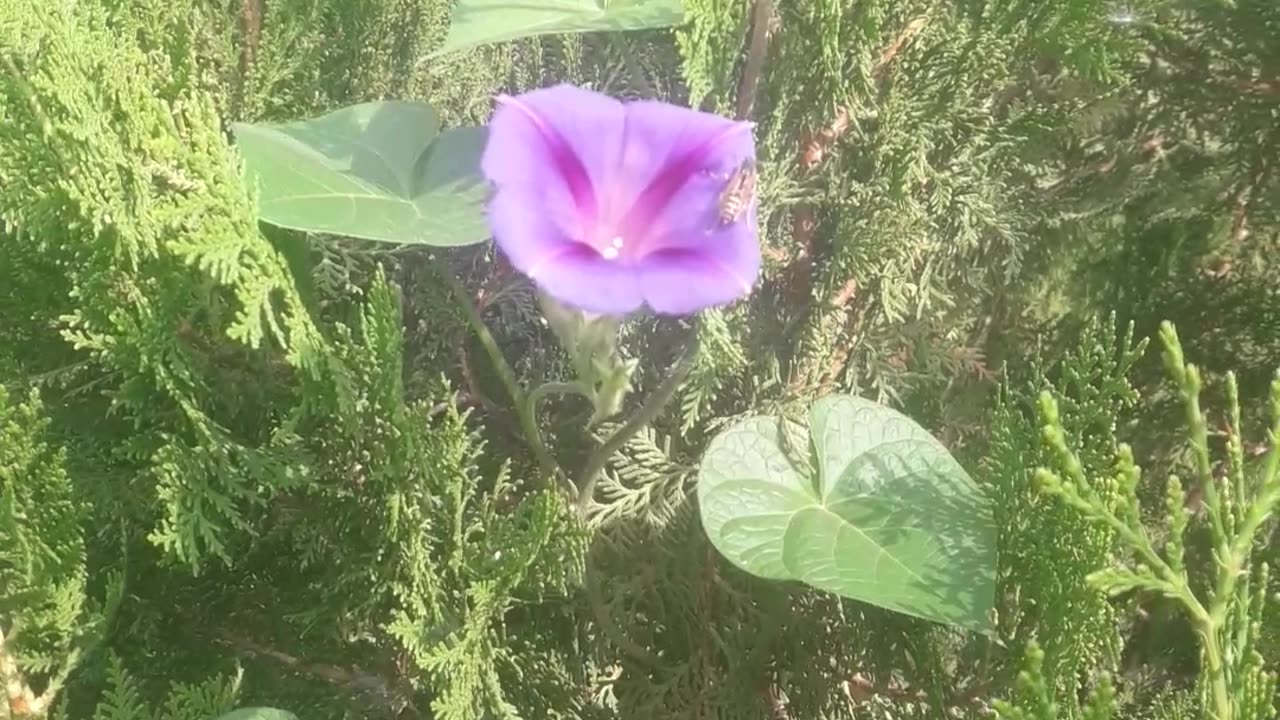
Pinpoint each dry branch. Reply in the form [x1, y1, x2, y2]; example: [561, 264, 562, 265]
[0, 625, 55, 718]
[212, 627, 421, 719]
[734, 0, 777, 120]
[784, 16, 931, 315]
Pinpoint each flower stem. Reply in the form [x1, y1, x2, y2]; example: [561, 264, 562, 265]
[440, 265, 568, 491]
[528, 381, 591, 410]
[576, 326, 701, 513]
[525, 381, 590, 496]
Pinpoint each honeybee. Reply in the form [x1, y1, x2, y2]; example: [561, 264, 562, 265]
[717, 161, 757, 226]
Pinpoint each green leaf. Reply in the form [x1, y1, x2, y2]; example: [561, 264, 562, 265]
[215, 709, 299, 720]
[697, 394, 997, 632]
[231, 101, 490, 247]
[429, 0, 685, 58]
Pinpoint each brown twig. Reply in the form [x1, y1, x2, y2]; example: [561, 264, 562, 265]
[764, 681, 791, 720]
[784, 273, 880, 398]
[0, 624, 69, 718]
[239, 0, 263, 76]
[843, 671, 994, 713]
[843, 673, 927, 705]
[2, 624, 35, 717]
[212, 627, 421, 719]
[813, 295, 876, 395]
[232, 0, 263, 117]
[797, 16, 930, 172]
[783, 16, 931, 326]
[830, 277, 859, 309]
[1229, 149, 1270, 244]
[734, 0, 778, 121]
[790, 277, 863, 394]
[1232, 79, 1280, 96]
[1230, 189, 1252, 243]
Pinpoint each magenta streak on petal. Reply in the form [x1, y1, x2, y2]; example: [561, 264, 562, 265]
[649, 247, 753, 294]
[494, 94, 598, 229]
[615, 121, 754, 256]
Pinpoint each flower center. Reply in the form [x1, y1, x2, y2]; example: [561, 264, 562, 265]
[600, 236, 624, 260]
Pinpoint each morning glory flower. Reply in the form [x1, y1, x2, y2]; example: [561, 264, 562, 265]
[480, 84, 760, 316]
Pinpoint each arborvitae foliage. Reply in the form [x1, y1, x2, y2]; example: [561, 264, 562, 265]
[668, 0, 1159, 449]
[269, 270, 589, 720]
[993, 642, 1120, 720]
[1011, 0, 1280, 401]
[984, 315, 1144, 716]
[1, 0, 331, 572]
[0, 387, 120, 718]
[986, 321, 1279, 720]
[1, 0, 585, 716]
[2, 0, 1279, 718]
[78, 655, 241, 720]
[989, 319, 1280, 720]
[1034, 325, 1280, 720]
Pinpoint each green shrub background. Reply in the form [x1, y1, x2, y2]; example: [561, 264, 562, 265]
[2, 0, 1279, 718]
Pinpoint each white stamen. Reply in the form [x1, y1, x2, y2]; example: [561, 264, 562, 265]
[600, 236, 624, 260]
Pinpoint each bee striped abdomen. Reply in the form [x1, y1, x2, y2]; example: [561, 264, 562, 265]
[716, 162, 757, 226]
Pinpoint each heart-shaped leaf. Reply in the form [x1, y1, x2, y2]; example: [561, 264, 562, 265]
[428, 0, 685, 58]
[215, 709, 299, 720]
[232, 101, 489, 247]
[697, 394, 996, 632]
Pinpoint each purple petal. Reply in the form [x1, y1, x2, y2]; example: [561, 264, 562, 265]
[637, 219, 760, 315]
[625, 138, 761, 314]
[481, 85, 762, 317]
[487, 186, 642, 314]
[634, 161, 757, 256]
[620, 101, 755, 183]
[526, 245, 646, 315]
[614, 102, 755, 247]
[481, 85, 626, 224]
[485, 186, 582, 280]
